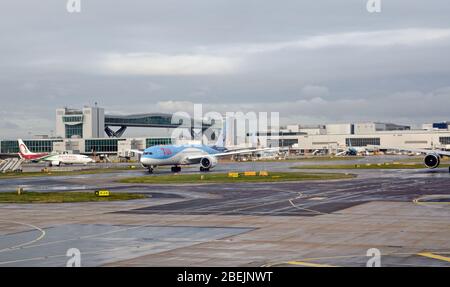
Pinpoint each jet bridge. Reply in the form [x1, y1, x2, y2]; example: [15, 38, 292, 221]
[104, 113, 213, 138]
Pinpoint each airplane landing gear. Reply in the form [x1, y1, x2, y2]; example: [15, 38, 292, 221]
[171, 166, 181, 173]
[448, 166, 450, 174]
[148, 166, 154, 174]
[200, 167, 210, 172]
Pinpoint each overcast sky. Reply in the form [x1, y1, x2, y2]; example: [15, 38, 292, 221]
[1, 0, 450, 138]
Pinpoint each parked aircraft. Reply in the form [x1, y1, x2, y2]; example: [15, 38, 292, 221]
[18, 139, 94, 166]
[18, 139, 49, 160]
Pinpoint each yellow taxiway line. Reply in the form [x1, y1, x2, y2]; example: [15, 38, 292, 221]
[286, 261, 336, 267]
[413, 195, 450, 206]
[417, 252, 450, 263]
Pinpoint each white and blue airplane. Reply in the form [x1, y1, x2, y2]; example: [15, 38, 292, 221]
[376, 146, 450, 172]
[132, 144, 272, 173]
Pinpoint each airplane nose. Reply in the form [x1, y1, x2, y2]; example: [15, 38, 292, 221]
[141, 158, 152, 165]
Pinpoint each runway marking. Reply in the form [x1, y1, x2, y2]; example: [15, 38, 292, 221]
[19, 223, 156, 251]
[0, 227, 253, 266]
[274, 250, 450, 267]
[288, 192, 329, 215]
[0, 220, 46, 253]
[417, 252, 450, 263]
[309, 197, 326, 201]
[413, 195, 450, 209]
[222, 198, 294, 214]
[0, 244, 136, 266]
[0, 237, 213, 266]
[286, 261, 336, 267]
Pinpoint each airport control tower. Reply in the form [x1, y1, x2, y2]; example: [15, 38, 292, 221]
[55, 106, 105, 139]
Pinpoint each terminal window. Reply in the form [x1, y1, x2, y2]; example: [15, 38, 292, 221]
[1, 140, 61, 153]
[146, 138, 172, 148]
[279, 139, 298, 147]
[346, 138, 380, 147]
[85, 139, 119, 153]
[440, 137, 450, 145]
[65, 124, 83, 138]
[106, 115, 172, 125]
[63, 116, 83, 123]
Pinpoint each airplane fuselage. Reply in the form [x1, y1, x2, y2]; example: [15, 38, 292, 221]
[43, 154, 94, 165]
[19, 152, 49, 160]
[140, 144, 220, 167]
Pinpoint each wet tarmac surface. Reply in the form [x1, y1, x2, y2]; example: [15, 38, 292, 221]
[0, 224, 253, 267]
[118, 170, 450, 216]
[2, 158, 450, 218]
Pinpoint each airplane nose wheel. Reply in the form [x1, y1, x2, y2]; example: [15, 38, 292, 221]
[148, 167, 154, 174]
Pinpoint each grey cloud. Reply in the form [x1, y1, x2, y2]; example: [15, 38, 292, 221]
[152, 86, 450, 125]
[1, 1, 450, 137]
[0, 121, 20, 130]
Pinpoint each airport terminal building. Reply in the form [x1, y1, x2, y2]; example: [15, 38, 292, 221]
[233, 121, 450, 154]
[1, 106, 450, 156]
[0, 106, 212, 157]
[290, 129, 450, 154]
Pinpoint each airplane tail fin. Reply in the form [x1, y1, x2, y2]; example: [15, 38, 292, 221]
[18, 139, 32, 155]
[210, 120, 227, 151]
[214, 129, 225, 148]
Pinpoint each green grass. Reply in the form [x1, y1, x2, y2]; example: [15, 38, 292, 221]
[249, 156, 364, 162]
[0, 167, 140, 179]
[292, 162, 450, 170]
[299, 156, 364, 161]
[119, 171, 355, 184]
[0, 192, 147, 203]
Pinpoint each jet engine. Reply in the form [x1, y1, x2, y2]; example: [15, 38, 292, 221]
[424, 153, 440, 169]
[50, 161, 61, 167]
[200, 156, 218, 169]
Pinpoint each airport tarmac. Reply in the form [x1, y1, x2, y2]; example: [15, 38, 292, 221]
[0, 157, 450, 267]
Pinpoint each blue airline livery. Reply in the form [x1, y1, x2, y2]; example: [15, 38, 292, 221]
[132, 144, 270, 173]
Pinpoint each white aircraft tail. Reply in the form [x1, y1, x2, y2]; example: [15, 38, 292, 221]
[18, 139, 32, 155]
[214, 129, 225, 148]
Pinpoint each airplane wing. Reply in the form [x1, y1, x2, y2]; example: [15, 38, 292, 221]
[377, 146, 450, 157]
[185, 147, 278, 161]
[32, 154, 56, 162]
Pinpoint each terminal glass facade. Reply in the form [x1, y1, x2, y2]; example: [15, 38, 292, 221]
[65, 124, 83, 138]
[346, 138, 380, 147]
[63, 116, 83, 123]
[440, 137, 450, 145]
[279, 138, 298, 147]
[146, 138, 172, 148]
[1, 140, 62, 153]
[85, 139, 120, 153]
[106, 115, 174, 126]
